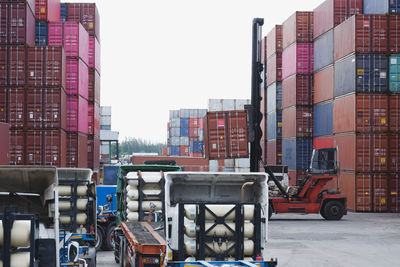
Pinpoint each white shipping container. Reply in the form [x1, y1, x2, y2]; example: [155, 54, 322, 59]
[100, 144, 109, 155]
[235, 167, 251, 173]
[170, 118, 180, 128]
[224, 167, 235, 172]
[180, 109, 190, 118]
[170, 128, 180, 137]
[235, 99, 250, 111]
[235, 158, 250, 168]
[170, 137, 180, 146]
[209, 160, 219, 172]
[100, 106, 111, 116]
[198, 109, 207, 118]
[224, 159, 235, 168]
[198, 130, 204, 141]
[222, 99, 235, 111]
[169, 110, 179, 119]
[100, 116, 111, 126]
[208, 99, 250, 112]
[100, 130, 119, 140]
[179, 137, 189, 146]
[189, 109, 198, 118]
[208, 99, 223, 112]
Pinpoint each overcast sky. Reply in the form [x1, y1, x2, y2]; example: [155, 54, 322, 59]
[69, 0, 324, 143]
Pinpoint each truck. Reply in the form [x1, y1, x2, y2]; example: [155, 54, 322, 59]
[96, 184, 117, 251]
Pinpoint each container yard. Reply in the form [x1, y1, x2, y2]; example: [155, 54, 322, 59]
[1, 0, 400, 267]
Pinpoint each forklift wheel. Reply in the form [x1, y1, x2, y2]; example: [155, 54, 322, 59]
[268, 203, 273, 219]
[323, 200, 344, 220]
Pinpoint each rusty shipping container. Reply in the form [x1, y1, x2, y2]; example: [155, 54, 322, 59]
[88, 135, 100, 170]
[27, 46, 45, 86]
[43, 128, 67, 166]
[266, 25, 282, 59]
[9, 129, 24, 165]
[266, 53, 282, 86]
[389, 135, 400, 172]
[389, 15, 400, 53]
[334, 14, 388, 61]
[44, 46, 66, 88]
[390, 95, 400, 132]
[66, 132, 88, 168]
[282, 11, 313, 49]
[26, 88, 43, 128]
[25, 130, 44, 165]
[204, 111, 249, 160]
[0, 122, 9, 164]
[282, 106, 313, 138]
[282, 75, 313, 109]
[389, 174, 400, 212]
[333, 94, 388, 134]
[7, 87, 24, 128]
[314, 65, 334, 104]
[313, 0, 363, 38]
[9, 46, 26, 86]
[356, 173, 388, 212]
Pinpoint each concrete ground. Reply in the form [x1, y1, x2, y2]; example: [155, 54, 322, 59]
[97, 212, 400, 267]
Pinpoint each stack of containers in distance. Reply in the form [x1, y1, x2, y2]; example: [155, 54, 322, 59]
[265, 25, 283, 166]
[260, 36, 267, 165]
[167, 109, 207, 157]
[205, 99, 250, 172]
[281, 11, 314, 185]
[48, 20, 90, 168]
[332, 0, 393, 212]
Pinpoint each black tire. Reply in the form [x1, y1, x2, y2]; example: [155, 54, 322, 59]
[119, 238, 126, 267]
[323, 200, 344, 220]
[104, 222, 116, 251]
[268, 203, 273, 220]
[95, 226, 105, 251]
[320, 207, 327, 219]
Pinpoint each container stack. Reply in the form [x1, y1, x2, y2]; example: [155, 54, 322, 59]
[167, 109, 207, 157]
[265, 25, 283, 166]
[280, 11, 314, 185]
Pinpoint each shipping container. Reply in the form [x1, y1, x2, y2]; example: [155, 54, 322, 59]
[27, 46, 45, 86]
[0, 2, 35, 45]
[282, 11, 313, 49]
[267, 111, 282, 141]
[282, 43, 314, 79]
[48, 22, 89, 63]
[180, 146, 189, 156]
[0, 47, 7, 86]
[179, 136, 189, 146]
[266, 139, 282, 165]
[180, 118, 189, 128]
[333, 94, 388, 133]
[313, 136, 334, 149]
[189, 152, 203, 158]
[204, 111, 249, 159]
[356, 173, 388, 212]
[88, 69, 100, 103]
[189, 141, 204, 153]
[7, 87, 24, 128]
[170, 146, 180, 156]
[334, 15, 388, 61]
[26, 88, 43, 128]
[390, 95, 400, 131]
[88, 135, 100, 169]
[67, 3, 100, 39]
[35, 21, 48, 45]
[35, 0, 60, 22]
[189, 127, 198, 137]
[282, 75, 313, 108]
[314, 101, 333, 137]
[0, 122, 8, 164]
[282, 106, 313, 138]
[208, 99, 250, 112]
[43, 88, 66, 129]
[261, 37, 266, 64]
[364, 0, 389, 14]
[0, 87, 5, 122]
[267, 82, 282, 113]
[389, 54, 400, 93]
[25, 130, 44, 165]
[334, 54, 388, 97]
[60, 3, 67, 21]
[314, 65, 334, 104]
[314, 30, 333, 72]
[390, 0, 400, 13]
[9, 46, 26, 86]
[288, 169, 308, 186]
[313, 0, 363, 38]
[389, 15, 400, 53]
[66, 132, 88, 168]
[282, 138, 313, 170]
[266, 53, 282, 86]
[44, 46, 66, 88]
[389, 135, 400, 172]
[66, 58, 88, 99]
[67, 95, 88, 134]
[88, 103, 99, 136]
[266, 25, 282, 59]
[9, 129, 24, 165]
[189, 118, 202, 128]
[389, 174, 400, 212]
[88, 36, 100, 74]
[334, 133, 388, 172]
[180, 127, 189, 137]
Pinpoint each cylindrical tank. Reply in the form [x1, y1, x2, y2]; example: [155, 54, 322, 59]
[127, 212, 139, 222]
[0, 252, 30, 267]
[141, 201, 162, 211]
[77, 199, 88, 211]
[77, 185, 88, 196]
[0, 221, 31, 247]
[76, 213, 87, 225]
[58, 185, 72, 196]
[127, 189, 139, 200]
[185, 239, 254, 256]
[185, 205, 254, 220]
[127, 201, 139, 212]
[59, 216, 71, 224]
[184, 222, 254, 238]
[59, 201, 72, 211]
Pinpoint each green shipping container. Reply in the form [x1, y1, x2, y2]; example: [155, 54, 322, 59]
[390, 55, 400, 93]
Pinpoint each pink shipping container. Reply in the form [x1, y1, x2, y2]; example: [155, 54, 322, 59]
[35, 0, 60, 22]
[9, 129, 24, 165]
[8, 88, 24, 128]
[48, 22, 89, 64]
[67, 3, 100, 40]
[66, 58, 89, 99]
[282, 106, 313, 138]
[88, 69, 100, 103]
[282, 75, 313, 108]
[282, 43, 314, 80]
[88, 36, 100, 74]
[88, 103, 99, 136]
[67, 95, 88, 134]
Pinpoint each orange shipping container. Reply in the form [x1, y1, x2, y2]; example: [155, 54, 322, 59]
[282, 106, 313, 138]
[314, 65, 334, 104]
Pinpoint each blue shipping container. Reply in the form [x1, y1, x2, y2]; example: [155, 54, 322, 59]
[390, 0, 400, 13]
[314, 30, 333, 72]
[180, 127, 189, 136]
[103, 166, 119, 185]
[35, 22, 48, 45]
[267, 111, 282, 141]
[389, 55, 400, 93]
[364, 0, 389, 14]
[190, 141, 204, 153]
[267, 83, 282, 113]
[60, 3, 68, 21]
[171, 146, 180, 156]
[180, 118, 189, 128]
[314, 101, 333, 137]
[282, 138, 313, 170]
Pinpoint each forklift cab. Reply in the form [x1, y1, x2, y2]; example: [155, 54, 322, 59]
[309, 148, 338, 175]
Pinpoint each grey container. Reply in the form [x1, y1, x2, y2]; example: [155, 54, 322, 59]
[267, 112, 277, 140]
[364, 0, 389, 14]
[180, 109, 190, 118]
[169, 110, 179, 119]
[170, 127, 180, 137]
[314, 30, 333, 72]
[170, 137, 180, 146]
[170, 118, 181, 128]
[179, 136, 189, 146]
[198, 130, 204, 141]
[334, 54, 356, 97]
[209, 160, 219, 172]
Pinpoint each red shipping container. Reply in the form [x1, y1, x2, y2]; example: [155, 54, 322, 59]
[88, 36, 100, 74]
[43, 88, 66, 129]
[27, 47, 45, 86]
[266, 25, 282, 59]
[357, 174, 388, 212]
[67, 3, 100, 39]
[282, 43, 314, 80]
[389, 174, 400, 212]
[67, 132, 88, 168]
[190, 152, 203, 158]
[334, 15, 388, 61]
[313, 136, 334, 149]
[43, 128, 66, 167]
[266, 139, 283, 165]
[390, 95, 400, 132]
[0, 46, 7, 85]
[282, 75, 313, 108]
[7, 88, 24, 128]
[88, 69, 100, 103]
[266, 53, 282, 86]
[25, 130, 44, 165]
[388, 15, 400, 53]
[189, 118, 201, 128]
[314, 66, 334, 104]
[35, 0, 60, 22]
[88, 103, 99, 136]
[0, 87, 6, 122]
[162, 147, 168, 156]
[26, 88, 43, 128]
[189, 127, 198, 137]
[333, 94, 388, 134]
[67, 95, 88, 134]
[48, 22, 89, 64]
[88, 135, 100, 170]
[204, 111, 249, 159]
[282, 106, 313, 138]
[389, 135, 400, 172]
[9, 46, 26, 86]
[66, 58, 88, 99]
[0, 122, 9, 164]
[180, 146, 189, 156]
[9, 129, 24, 165]
[189, 136, 200, 142]
[44, 46, 66, 88]
[0, 3, 35, 45]
[313, 0, 363, 39]
[282, 11, 313, 49]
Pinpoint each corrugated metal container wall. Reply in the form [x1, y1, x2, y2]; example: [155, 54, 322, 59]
[266, 139, 282, 165]
[170, 146, 180, 156]
[35, 0, 60, 22]
[266, 53, 282, 86]
[60, 3, 68, 21]
[314, 65, 334, 104]
[267, 111, 282, 141]
[204, 111, 249, 159]
[0, 88, 5, 123]
[0, 122, 8, 164]
[0, 47, 6, 86]
[26, 88, 43, 128]
[88, 103, 99, 136]
[314, 101, 333, 137]
[356, 173, 388, 212]
[282, 75, 313, 108]
[390, 135, 400, 172]
[87, 135, 100, 169]
[314, 29, 333, 72]
[313, 0, 363, 39]
[45, 46, 66, 88]
[389, 15, 400, 53]
[282, 11, 313, 49]
[334, 15, 388, 61]
[390, 0, 400, 13]
[67, 3, 100, 40]
[0, 3, 35, 45]
[8, 46, 26, 86]
[282, 106, 313, 138]
[313, 136, 334, 149]
[27, 47, 45, 86]
[66, 58, 88, 99]
[88, 69, 100, 103]
[363, 0, 389, 14]
[282, 43, 314, 79]
[180, 146, 189, 156]
[7, 88, 24, 128]
[43, 129, 66, 166]
[389, 55, 400, 93]
[43, 88, 66, 129]
[25, 130, 44, 165]
[390, 95, 400, 132]
[35, 21, 48, 45]
[66, 132, 88, 168]
[266, 25, 282, 58]
[267, 83, 282, 113]
[389, 174, 400, 212]
[67, 95, 88, 134]
[88, 36, 101, 74]
[282, 138, 313, 170]
[9, 130, 25, 165]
